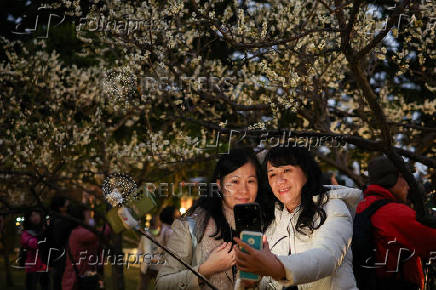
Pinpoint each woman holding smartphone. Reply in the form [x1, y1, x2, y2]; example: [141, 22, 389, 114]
[156, 148, 273, 290]
[234, 146, 361, 289]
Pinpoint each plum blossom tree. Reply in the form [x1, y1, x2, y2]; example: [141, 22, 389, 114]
[1, 0, 436, 288]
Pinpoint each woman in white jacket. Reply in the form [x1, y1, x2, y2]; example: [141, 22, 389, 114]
[235, 146, 361, 290]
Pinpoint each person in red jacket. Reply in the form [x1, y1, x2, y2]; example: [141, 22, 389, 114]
[356, 155, 436, 289]
[20, 209, 49, 290]
[62, 204, 110, 290]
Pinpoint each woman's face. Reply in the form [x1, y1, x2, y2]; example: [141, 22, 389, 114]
[30, 211, 41, 225]
[83, 209, 92, 225]
[218, 162, 258, 209]
[267, 162, 307, 209]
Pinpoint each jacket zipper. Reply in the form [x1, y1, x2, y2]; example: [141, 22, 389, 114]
[289, 214, 297, 254]
[271, 210, 299, 253]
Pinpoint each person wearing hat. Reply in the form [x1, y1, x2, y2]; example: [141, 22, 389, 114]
[355, 155, 436, 290]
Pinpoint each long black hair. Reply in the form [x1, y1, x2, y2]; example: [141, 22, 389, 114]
[186, 147, 275, 242]
[264, 146, 328, 235]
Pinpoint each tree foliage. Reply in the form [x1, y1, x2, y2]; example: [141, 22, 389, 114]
[1, 0, 435, 214]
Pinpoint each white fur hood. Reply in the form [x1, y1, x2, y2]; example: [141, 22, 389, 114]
[321, 185, 363, 217]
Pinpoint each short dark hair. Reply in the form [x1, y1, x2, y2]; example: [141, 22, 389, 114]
[23, 209, 43, 230]
[368, 155, 400, 188]
[50, 195, 68, 212]
[321, 172, 334, 185]
[67, 203, 89, 225]
[159, 206, 176, 225]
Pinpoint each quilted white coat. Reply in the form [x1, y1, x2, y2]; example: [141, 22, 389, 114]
[238, 185, 362, 290]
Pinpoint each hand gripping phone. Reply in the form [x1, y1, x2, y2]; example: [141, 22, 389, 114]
[239, 230, 263, 281]
[234, 202, 262, 235]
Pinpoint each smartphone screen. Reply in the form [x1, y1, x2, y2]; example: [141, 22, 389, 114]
[234, 202, 262, 235]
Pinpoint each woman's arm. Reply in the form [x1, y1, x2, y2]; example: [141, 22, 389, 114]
[156, 219, 201, 290]
[276, 199, 353, 286]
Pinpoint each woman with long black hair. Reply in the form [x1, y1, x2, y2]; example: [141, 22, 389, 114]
[156, 148, 274, 289]
[235, 146, 361, 289]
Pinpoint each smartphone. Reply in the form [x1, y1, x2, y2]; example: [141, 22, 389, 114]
[239, 230, 263, 281]
[234, 202, 262, 235]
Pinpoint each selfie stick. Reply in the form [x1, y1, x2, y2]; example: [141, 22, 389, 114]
[118, 207, 218, 290]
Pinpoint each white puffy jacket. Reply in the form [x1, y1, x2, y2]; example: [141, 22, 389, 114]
[238, 185, 362, 290]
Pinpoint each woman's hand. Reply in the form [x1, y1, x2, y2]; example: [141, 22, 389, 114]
[199, 242, 236, 278]
[234, 236, 286, 281]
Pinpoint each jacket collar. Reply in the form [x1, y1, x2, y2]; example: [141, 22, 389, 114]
[269, 204, 301, 251]
[364, 184, 398, 201]
[275, 203, 301, 223]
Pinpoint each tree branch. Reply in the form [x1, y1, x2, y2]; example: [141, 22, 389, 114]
[199, 90, 269, 111]
[356, 0, 411, 58]
[169, 116, 436, 168]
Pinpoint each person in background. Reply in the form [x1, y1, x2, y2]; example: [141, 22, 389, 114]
[21, 209, 50, 290]
[62, 203, 109, 290]
[47, 195, 73, 290]
[355, 155, 436, 289]
[321, 172, 339, 186]
[158, 206, 176, 247]
[137, 216, 161, 290]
